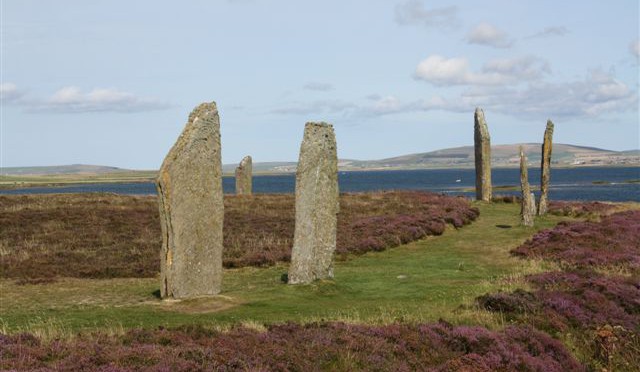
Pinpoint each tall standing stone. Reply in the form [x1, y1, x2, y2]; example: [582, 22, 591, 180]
[235, 155, 253, 196]
[474, 108, 492, 201]
[538, 120, 554, 215]
[288, 122, 339, 284]
[156, 101, 224, 299]
[519, 146, 536, 227]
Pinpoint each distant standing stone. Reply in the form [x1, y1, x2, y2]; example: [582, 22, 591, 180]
[519, 146, 536, 227]
[156, 101, 224, 299]
[474, 108, 492, 202]
[235, 155, 253, 196]
[288, 122, 339, 284]
[538, 120, 554, 215]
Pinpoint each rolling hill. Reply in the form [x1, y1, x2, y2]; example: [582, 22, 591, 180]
[340, 143, 637, 170]
[1, 144, 637, 177]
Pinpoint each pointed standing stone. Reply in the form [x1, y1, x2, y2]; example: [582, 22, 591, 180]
[156, 101, 224, 299]
[288, 122, 339, 284]
[235, 155, 253, 196]
[519, 146, 536, 227]
[538, 120, 554, 215]
[474, 108, 492, 201]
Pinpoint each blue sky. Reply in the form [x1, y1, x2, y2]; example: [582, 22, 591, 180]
[1, 0, 638, 169]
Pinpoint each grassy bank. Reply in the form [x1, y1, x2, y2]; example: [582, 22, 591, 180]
[0, 171, 157, 189]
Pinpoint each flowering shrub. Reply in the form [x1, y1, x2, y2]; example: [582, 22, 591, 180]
[0, 191, 479, 278]
[478, 270, 640, 368]
[480, 210, 640, 369]
[512, 210, 640, 271]
[547, 201, 620, 217]
[0, 321, 582, 371]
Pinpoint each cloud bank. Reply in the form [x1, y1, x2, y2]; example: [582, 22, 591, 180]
[414, 55, 549, 86]
[2, 84, 171, 113]
[420, 68, 638, 119]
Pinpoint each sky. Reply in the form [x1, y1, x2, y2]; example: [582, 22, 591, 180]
[1, 0, 639, 169]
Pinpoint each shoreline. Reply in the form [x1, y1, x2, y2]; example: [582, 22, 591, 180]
[2, 164, 638, 190]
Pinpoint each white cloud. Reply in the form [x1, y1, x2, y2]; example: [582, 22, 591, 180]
[630, 39, 640, 58]
[303, 82, 334, 91]
[526, 26, 569, 39]
[395, 1, 458, 30]
[415, 55, 549, 86]
[274, 68, 636, 121]
[415, 55, 471, 85]
[419, 68, 638, 119]
[0, 82, 24, 103]
[483, 56, 550, 80]
[368, 96, 403, 114]
[466, 22, 514, 48]
[32, 86, 170, 113]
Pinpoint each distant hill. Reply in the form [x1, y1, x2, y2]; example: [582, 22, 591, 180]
[0, 164, 127, 176]
[340, 143, 635, 170]
[2, 144, 637, 177]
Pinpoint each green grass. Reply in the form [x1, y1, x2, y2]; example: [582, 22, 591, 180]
[0, 171, 158, 189]
[0, 202, 567, 337]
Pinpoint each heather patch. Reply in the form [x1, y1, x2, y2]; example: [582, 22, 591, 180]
[0, 192, 479, 279]
[0, 322, 582, 371]
[511, 210, 640, 272]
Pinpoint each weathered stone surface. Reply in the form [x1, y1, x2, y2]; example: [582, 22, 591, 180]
[474, 108, 492, 202]
[538, 120, 554, 215]
[288, 122, 339, 284]
[519, 146, 536, 227]
[156, 101, 224, 299]
[235, 155, 253, 196]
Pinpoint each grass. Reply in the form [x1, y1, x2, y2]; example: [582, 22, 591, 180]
[0, 171, 157, 189]
[0, 202, 566, 336]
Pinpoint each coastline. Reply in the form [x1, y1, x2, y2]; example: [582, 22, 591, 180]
[2, 164, 638, 190]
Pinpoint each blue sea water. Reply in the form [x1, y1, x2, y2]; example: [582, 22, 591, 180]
[1, 167, 638, 202]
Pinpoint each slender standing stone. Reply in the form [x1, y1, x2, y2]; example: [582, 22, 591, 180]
[235, 155, 253, 196]
[288, 122, 339, 284]
[474, 108, 492, 201]
[156, 101, 224, 299]
[538, 120, 554, 215]
[519, 146, 536, 227]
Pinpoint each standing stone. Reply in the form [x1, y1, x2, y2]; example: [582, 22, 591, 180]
[519, 146, 536, 227]
[288, 122, 339, 284]
[538, 120, 554, 215]
[156, 101, 224, 299]
[474, 108, 492, 201]
[235, 155, 253, 196]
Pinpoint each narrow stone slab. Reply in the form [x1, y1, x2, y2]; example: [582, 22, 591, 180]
[519, 146, 535, 227]
[156, 101, 224, 299]
[288, 122, 339, 284]
[474, 108, 492, 201]
[235, 155, 253, 196]
[538, 120, 554, 215]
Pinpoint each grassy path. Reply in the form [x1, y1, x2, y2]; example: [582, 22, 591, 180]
[0, 203, 566, 337]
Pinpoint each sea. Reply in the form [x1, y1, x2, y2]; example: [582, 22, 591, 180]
[1, 166, 638, 202]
